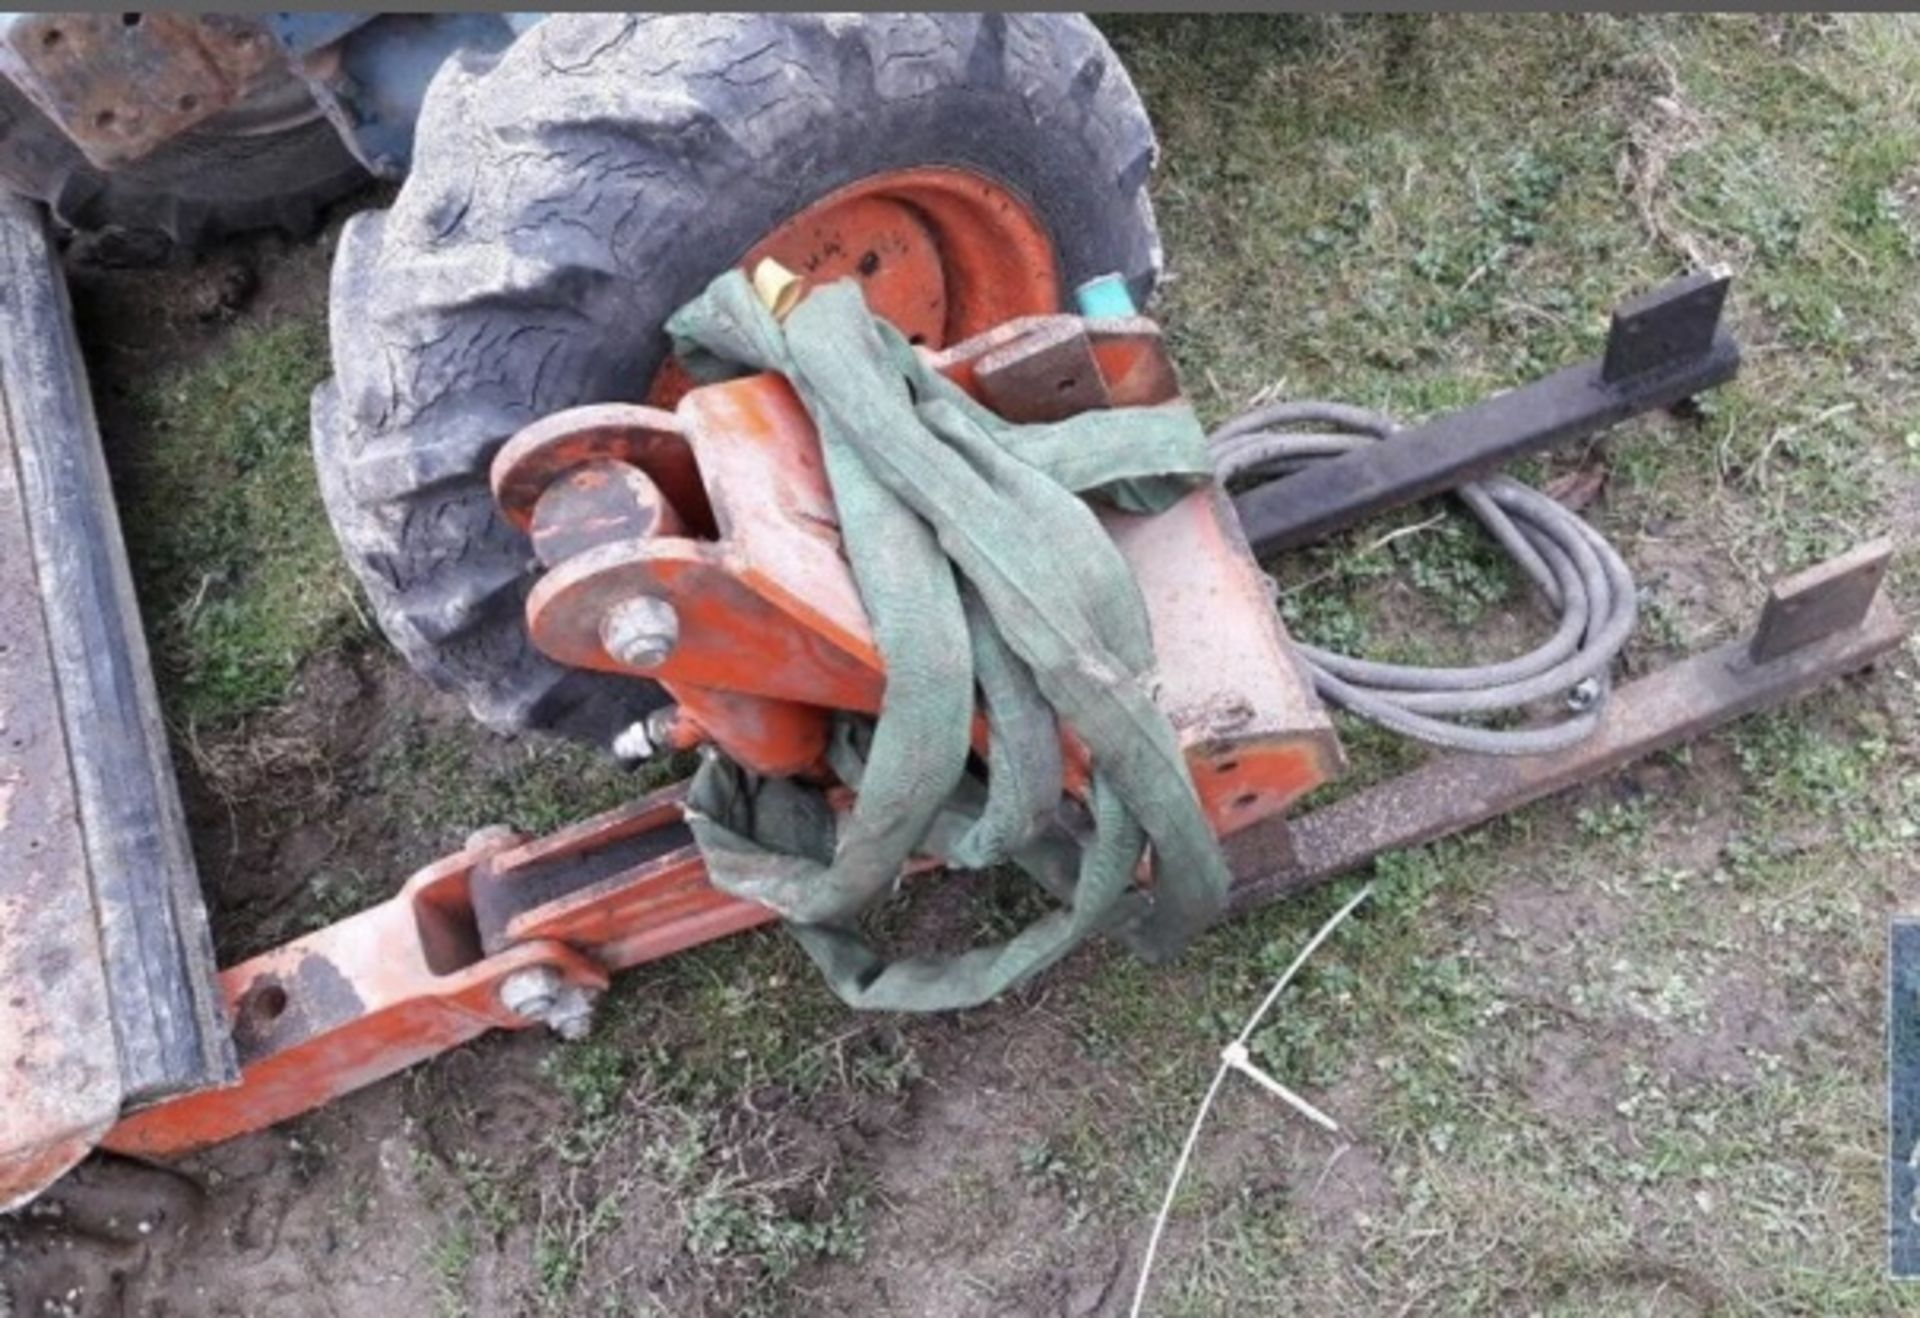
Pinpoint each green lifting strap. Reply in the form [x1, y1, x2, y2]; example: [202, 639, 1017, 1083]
[667, 271, 1232, 1011]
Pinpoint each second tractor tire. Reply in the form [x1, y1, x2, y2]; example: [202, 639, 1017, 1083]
[0, 75, 367, 261]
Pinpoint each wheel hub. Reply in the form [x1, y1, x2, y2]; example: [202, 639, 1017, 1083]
[745, 166, 1062, 348]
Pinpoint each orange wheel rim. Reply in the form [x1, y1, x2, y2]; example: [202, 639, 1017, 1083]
[650, 166, 1061, 403]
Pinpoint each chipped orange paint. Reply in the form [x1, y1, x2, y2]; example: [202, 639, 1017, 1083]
[102, 843, 609, 1159]
[78, 309, 1340, 1172]
[744, 166, 1061, 351]
[513, 317, 1341, 825]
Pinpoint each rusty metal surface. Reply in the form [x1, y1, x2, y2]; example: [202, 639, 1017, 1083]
[1229, 565, 1910, 913]
[473, 786, 767, 970]
[0, 13, 285, 168]
[517, 380, 888, 737]
[927, 314, 1180, 411]
[0, 195, 234, 1109]
[86, 544, 1909, 1165]
[513, 320, 1340, 825]
[48, 276, 1902, 1184]
[1602, 268, 1731, 384]
[473, 796, 696, 955]
[974, 318, 1111, 422]
[742, 165, 1061, 351]
[529, 462, 685, 570]
[955, 310, 1344, 823]
[1750, 536, 1892, 664]
[0, 281, 121, 1211]
[103, 842, 608, 1160]
[492, 404, 711, 540]
[1234, 272, 1742, 556]
[1106, 485, 1344, 828]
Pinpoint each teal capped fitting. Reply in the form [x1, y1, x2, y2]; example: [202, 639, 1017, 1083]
[1073, 272, 1137, 319]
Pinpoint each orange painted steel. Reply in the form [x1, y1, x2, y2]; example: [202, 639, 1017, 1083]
[483, 789, 775, 971]
[647, 165, 1062, 409]
[99, 787, 750, 1158]
[517, 315, 1342, 821]
[742, 167, 1062, 352]
[103, 837, 611, 1157]
[88, 311, 1341, 1164]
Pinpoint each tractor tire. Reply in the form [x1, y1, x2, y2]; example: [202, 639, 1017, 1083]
[314, 12, 1163, 747]
[0, 74, 368, 263]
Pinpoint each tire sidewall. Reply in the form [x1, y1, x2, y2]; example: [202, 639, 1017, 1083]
[321, 12, 1161, 744]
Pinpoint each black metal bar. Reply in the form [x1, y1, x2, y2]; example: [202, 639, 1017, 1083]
[470, 818, 696, 954]
[1602, 268, 1730, 383]
[1749, 536, 1891, 664]
[1233, 272, 1740, 556]
[1224, 550, 1908, 914]
[0, 195, 236, 1104]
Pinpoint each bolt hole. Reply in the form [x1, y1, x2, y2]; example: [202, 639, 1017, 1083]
[1213, 759, 1240, 774]
[856, 250, 880, 278]
[121, 12, 142, 27]
[1232, 791, 1259, 810]
[94, 109, 117, 129]
[177, 93, 198, 113]
[40, 28, 62, 49]
[1056, 376, 1078, 392]
[245, 983, 288, 1025]
[908, 334, 926, 346]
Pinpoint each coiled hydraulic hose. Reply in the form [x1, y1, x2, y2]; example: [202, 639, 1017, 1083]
[1212, 401, 1637, 755]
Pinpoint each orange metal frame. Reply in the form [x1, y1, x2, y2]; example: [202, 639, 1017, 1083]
[101, 308, 1342, 1161]
[647, 165, 1062, 408]
[13, 168, 1899, 1220]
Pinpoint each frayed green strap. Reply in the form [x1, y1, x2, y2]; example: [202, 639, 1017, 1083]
[671, 271, 1229, 1011]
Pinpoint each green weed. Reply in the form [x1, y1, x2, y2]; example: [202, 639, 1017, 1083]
[120, 316, 362, 726]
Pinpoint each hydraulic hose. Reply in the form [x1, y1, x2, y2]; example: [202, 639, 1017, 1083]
[1212, 402, 1637, 755]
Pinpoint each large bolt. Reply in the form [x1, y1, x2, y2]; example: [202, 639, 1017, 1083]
[497, 966, 599, 1041]
[602, 596, 680, 669]
[611, 720, 654, 762]
[613, 704, 690, 762]
[498, 966, 562, 1020]
[544, 984, 599, 1041]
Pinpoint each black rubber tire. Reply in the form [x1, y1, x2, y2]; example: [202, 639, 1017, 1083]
[0, 74, 368, 261]
[314, 12, 1163, 746]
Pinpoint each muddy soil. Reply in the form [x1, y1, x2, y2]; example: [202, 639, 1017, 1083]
[2, 217, 1168, 1318]
[4, 133, 1917, 1316]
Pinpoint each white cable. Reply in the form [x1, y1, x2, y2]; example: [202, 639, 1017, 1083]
[1220, 1041, 1338, 1132]
[1128, 882, 1375, 1317]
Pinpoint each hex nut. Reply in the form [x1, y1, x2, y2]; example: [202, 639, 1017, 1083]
[611, 719, 654, 761]
[601, 596, 680, 669]
[497, 966, 562, 1019]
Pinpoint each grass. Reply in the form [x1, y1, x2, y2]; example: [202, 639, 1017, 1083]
[1080, 14, 1920, 1314]
[1060, 671, 1919, 1313]
[406, 932, 897, 1314]
[110, 12, 1920, 1316]
[118, 314, 363, 729]
[368, 711, 693, 849]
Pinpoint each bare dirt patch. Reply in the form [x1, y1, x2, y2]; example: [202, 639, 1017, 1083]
[9, 15, 1920, 1317]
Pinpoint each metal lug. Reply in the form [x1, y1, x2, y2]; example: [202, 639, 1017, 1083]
[497, 966, 561, 1020]
[602, 596, 679, 669]
[497, 966, 598, 1041]
[612, 720, 655, 761]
